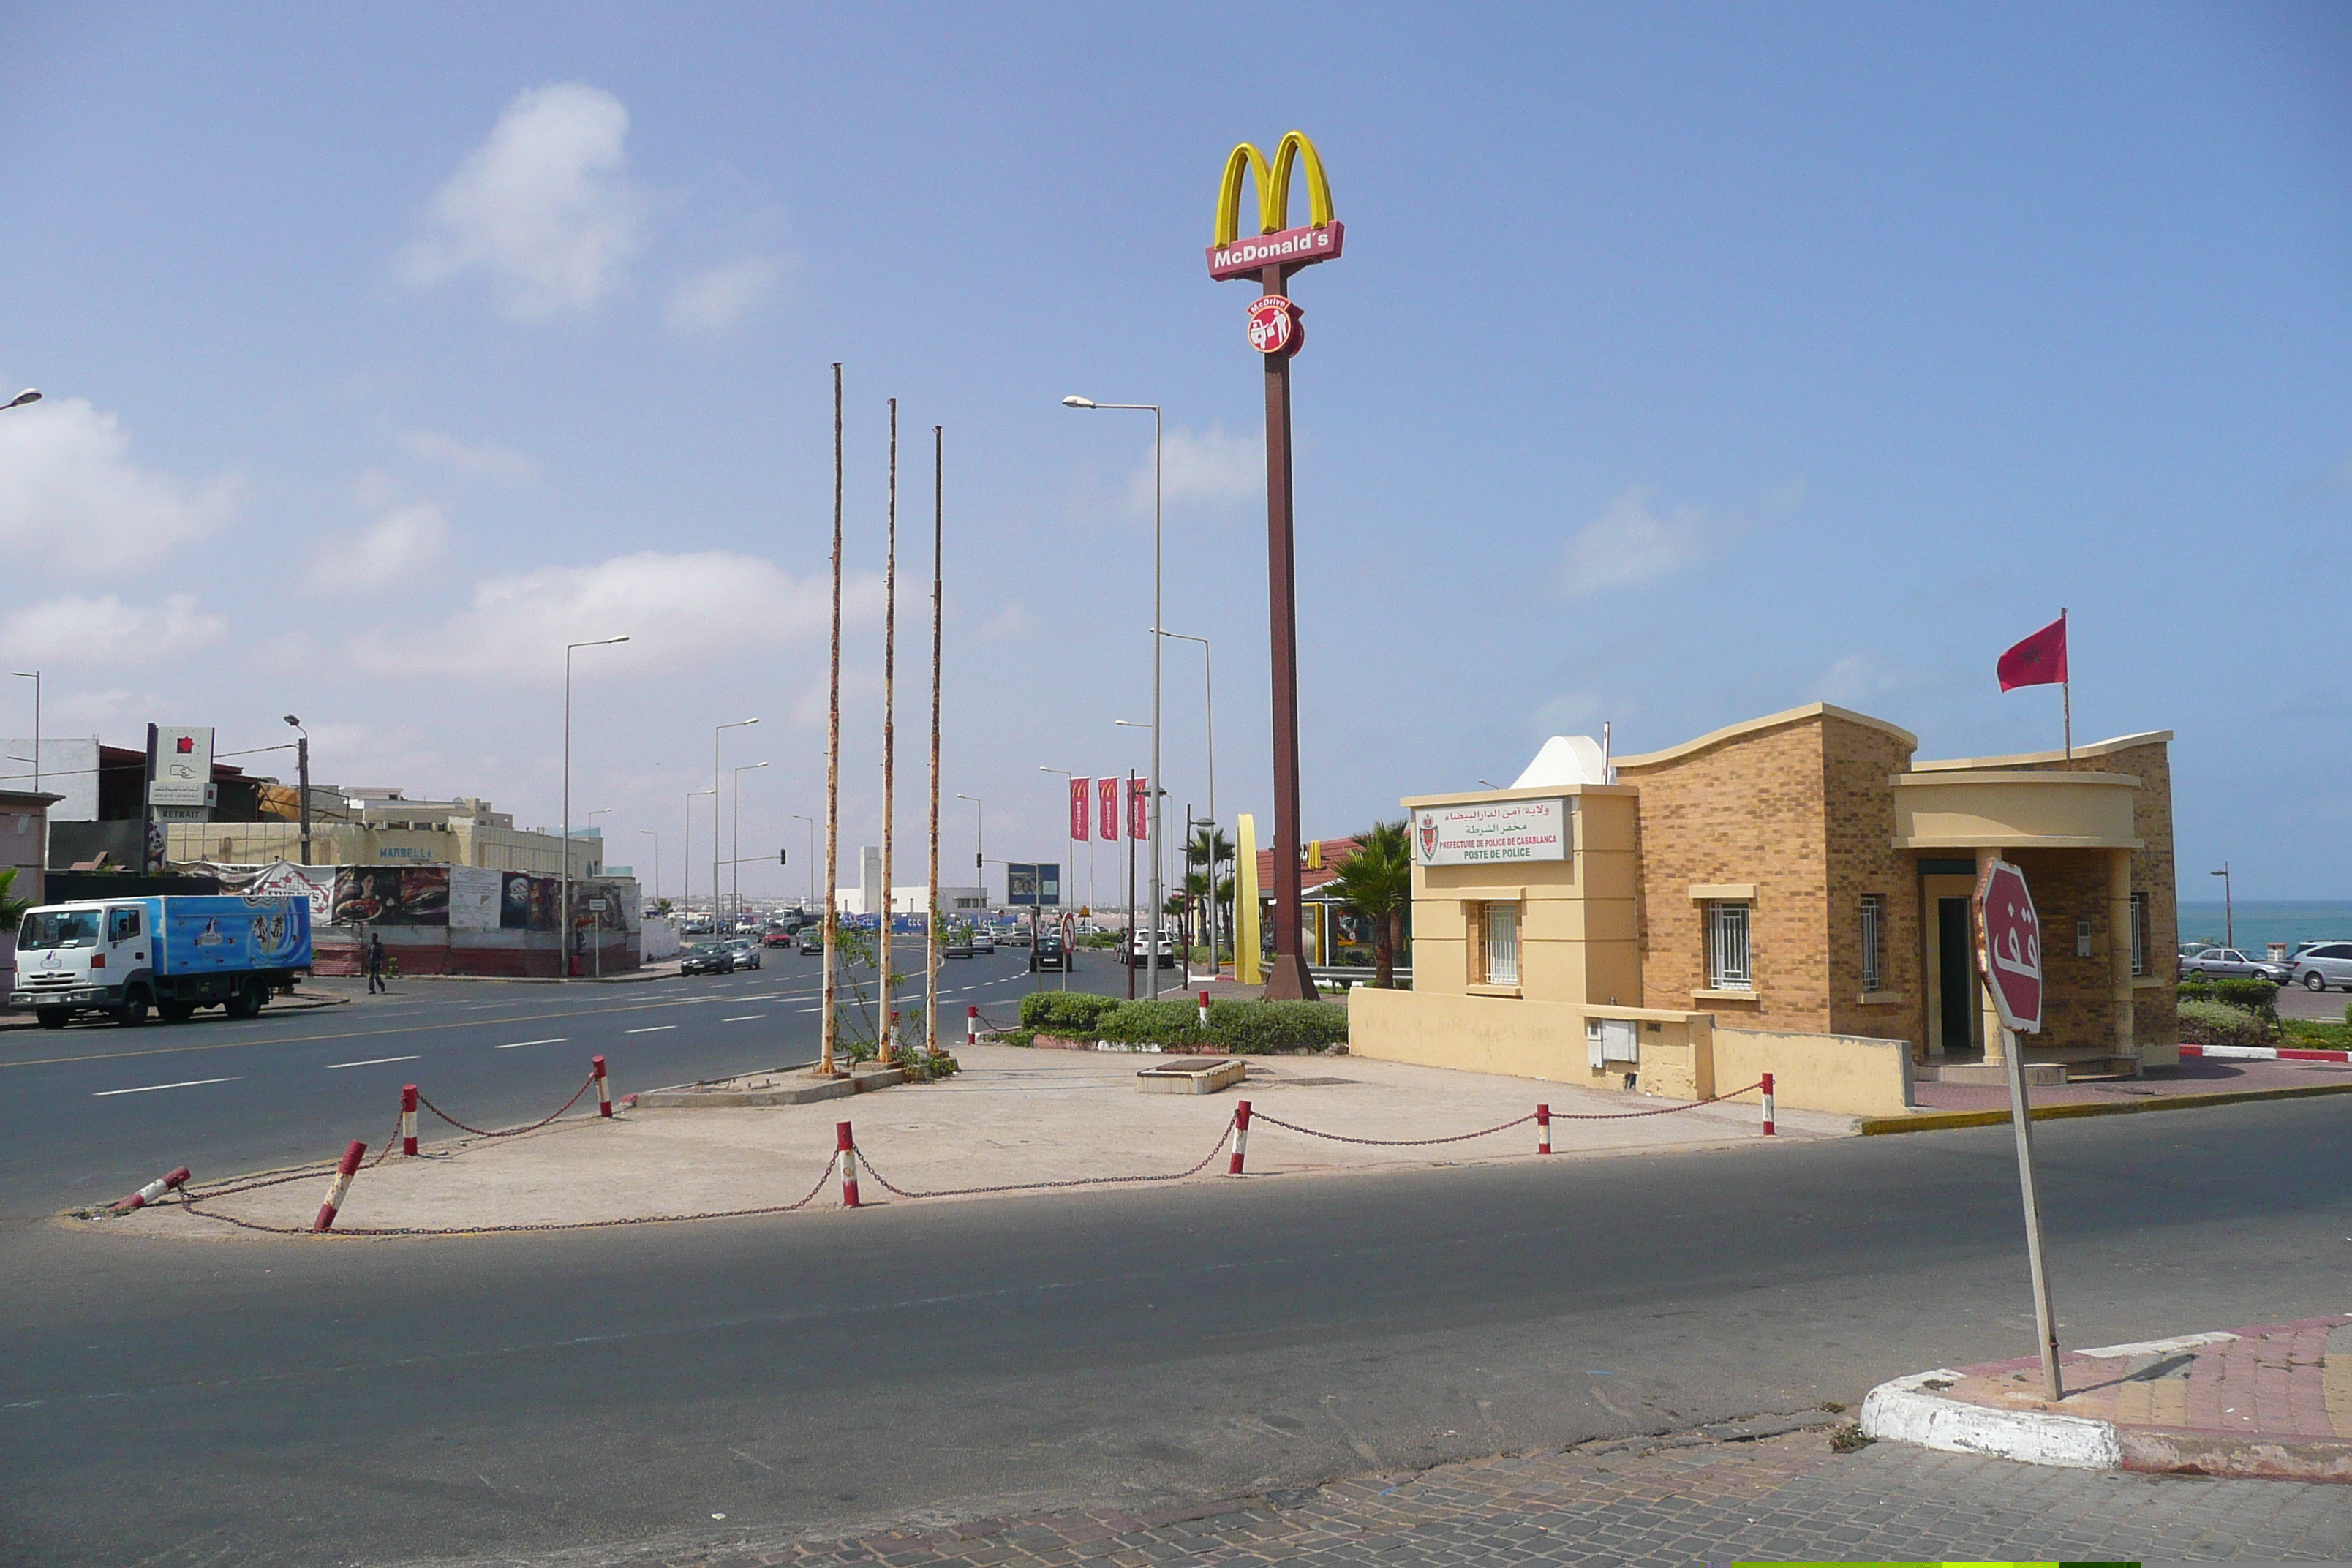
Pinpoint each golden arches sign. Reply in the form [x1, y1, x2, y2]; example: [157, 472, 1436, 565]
[1205, 130, 1343, 282]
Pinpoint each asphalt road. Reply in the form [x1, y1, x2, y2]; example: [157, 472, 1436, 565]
[4, 1087, 2349, 1567]
[0, 946, 1071, 1223]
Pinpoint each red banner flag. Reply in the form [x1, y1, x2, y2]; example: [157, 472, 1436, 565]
[1128, 775, 1149, 842]
[1997, 614, 2068, 692]
[1069, 778, 1091, 841]
[1098, 776, 1120, 841]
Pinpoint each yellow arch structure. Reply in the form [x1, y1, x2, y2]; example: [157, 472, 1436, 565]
[1213, 131, 1335, 248]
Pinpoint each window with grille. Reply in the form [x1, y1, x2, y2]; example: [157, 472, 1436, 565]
[2130, 892, 2149, 977]
[1482, 902, 1520, 987]
[1706, 901, 1751, 990]
[1860, 895, 1884, 992]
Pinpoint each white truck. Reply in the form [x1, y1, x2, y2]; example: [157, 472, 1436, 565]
[10, 893, 313, 1028]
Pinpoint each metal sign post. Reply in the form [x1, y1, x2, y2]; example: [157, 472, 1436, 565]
[1974, 857, 2062, 1401]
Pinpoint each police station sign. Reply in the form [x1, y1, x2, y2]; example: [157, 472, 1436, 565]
[1413, 798, 1571, 867]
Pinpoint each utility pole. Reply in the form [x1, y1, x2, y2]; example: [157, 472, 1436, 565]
[821, 363, 844, 1077]
[927, 423, 943, 1060]
[879, 397, 898, 1064]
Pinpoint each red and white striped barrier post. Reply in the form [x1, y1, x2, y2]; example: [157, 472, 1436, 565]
[1227, 1100, 1251, 1176]
[1760, 1071, 1775, 1137]
[113, 1166, 190, 1213]
[1198, 990, 1210, 1030]
[1537, 1104, 1552, 1155]
[594, 1055, 612, 1117]
[836, 1120, 862, 1207]
[313, 1141, 366, 1232]
[401, 1084, 419, 1156]
[966, 1004, 979, 1049]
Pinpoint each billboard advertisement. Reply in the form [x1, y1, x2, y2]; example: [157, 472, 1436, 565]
[500, 871, 558, 931]
[331, 865, 451, 925]
[193, 861, 337, 927]
[1069, 777, 1091, 841]
[149, 726, 214, 808]
[448, 866, 503, 930]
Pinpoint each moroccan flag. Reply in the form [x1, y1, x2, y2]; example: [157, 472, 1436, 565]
[1069, 778, 1090, 841]
[1098, 776, 1120, 841]
[1997, 615, 2068, 692]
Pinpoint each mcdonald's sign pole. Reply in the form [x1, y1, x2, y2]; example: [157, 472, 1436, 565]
[1208, 131, 1343, 1001]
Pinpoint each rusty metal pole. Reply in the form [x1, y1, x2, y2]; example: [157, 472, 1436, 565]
[821, 363, 843, 1077]
[1259, 261, 1314, 1000]
[879, 399, 897, 1064]
[927, 424, 943, 1059]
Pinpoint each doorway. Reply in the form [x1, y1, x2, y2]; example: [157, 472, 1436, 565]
[1937, 897, 1978, 1055]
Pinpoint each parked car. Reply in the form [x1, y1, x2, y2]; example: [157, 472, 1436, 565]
[796, 926, 825, 954]
[941, 924, 975, 960]
[2289, 941, 2352, 992]
[681, 943, 736, 976]
[1124, 928, 1177, 968]
[1030, 932, 1071, 972]
[2179, 946, 2280, 981]
[725, 939, 762, 970]
[970, 927, 996, 955]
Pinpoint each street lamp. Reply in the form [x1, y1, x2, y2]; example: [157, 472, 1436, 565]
[638, 828, 660, 902]
[13, 671, 40, 795]
[562, 636, 630, 978]
[2212, 863, 2234, 949]
[713, 717, 759, 936]
[1157, 630, 1216, 980]
[732, 761, 769, 930]
[282, 714, 312, 863]
[1065, 394, 1166, 998]
[3, 390, 38, 410]
[791, 812, 817, 905]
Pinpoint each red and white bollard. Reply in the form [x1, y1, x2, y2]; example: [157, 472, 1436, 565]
[594, 1055, 613, 1117]
[401, 1084, 419, 1156]
[966, 1004, 979, 1049]
[835, 1120, 862, 1207]
[113, 1166, 191, 1213]
[1760, 1071, 1776, 1137]
[1198, 990, 1211, 1030]
[313, 1141, 366, 1232]
[1537, 1104, 1552, 1155]
[1227, 1099, 1252, 1176]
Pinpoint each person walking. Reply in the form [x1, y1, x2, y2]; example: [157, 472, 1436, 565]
[366, 932, 388, 994]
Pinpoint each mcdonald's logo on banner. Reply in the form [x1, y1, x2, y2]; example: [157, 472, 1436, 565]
[1128, 775, 1149, 843]
[1069, 777, 1092, 842]
[1206, 130, 1343, 282]
[1099, 776, 1120, 841]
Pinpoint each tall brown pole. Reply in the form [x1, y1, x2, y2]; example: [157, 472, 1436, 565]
[821, 363, 843, 1077]
[926, 425, 943, 1058]
[1259, 262, 1314, 1000]
[879, 399, 897, 1063]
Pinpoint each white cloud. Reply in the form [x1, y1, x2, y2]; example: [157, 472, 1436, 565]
[355, 550, 878, 679]
[396, 429, 540, 483]
[1559, 487, 1719, 598]
[976, 603, 1036, 642]
[0, 397, 240, 573]
[666, 256, 783, 334]
[1809, 652, 1904, 706]
[0, 594, 227, 665]
[397, 83, 647, 320]
[308, 502, 451, 593]
[1130, 423, 1260, 512]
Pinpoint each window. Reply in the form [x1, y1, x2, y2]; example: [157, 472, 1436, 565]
[108, 907, 142, 943]
[1481, 901, 1520, 987]
[2129, 892, 2149, 977]
[1859, 895, 1884, 992]
[1705, 902, 1751, 990]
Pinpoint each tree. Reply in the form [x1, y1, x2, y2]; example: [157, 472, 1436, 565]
[0, 867, 29, 928]
[1323, 820, 1413, 987]
[1187, 826, 1235, 969]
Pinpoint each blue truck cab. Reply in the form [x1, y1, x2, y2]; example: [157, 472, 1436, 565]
[10, 894, 312, 1028]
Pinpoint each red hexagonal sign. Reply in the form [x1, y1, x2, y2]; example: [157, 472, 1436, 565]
[1972, 859, 2044, 1035]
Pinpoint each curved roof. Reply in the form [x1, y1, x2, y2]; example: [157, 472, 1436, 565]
[1611, 703, 1919, 772]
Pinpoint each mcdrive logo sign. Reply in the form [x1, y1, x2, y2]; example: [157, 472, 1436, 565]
[1205, 130, 1343, 281]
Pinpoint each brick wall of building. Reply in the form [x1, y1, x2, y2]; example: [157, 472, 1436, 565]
[1820, 720, 1923, 1047]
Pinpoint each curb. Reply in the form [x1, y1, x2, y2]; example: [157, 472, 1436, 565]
[1858, 1076, 2352, 1135]
[1859, 1368, 2122, 1470]
[1, 990, 351, 1031]
[2182, 1042, 2352, 1063]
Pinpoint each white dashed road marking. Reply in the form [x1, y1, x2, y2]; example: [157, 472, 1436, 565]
[497, 1038, 568, 1050]
[626, 1025, 676, 1034]
[723, 1014, 763, 1022]
[95, 1077, 241, 1097]
[326, 1055, 421, 1070]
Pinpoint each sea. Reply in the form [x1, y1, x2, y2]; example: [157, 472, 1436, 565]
[2175, 900, 2352, 954]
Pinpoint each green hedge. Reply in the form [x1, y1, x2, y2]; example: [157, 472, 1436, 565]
[1205, 998, 1350, 1054]
[1019, 991, 1123, 1033]
[1096, 1000, 1210, 1045]
[1011, 991, 1349, 1052]
[2176, 976, 2278, 1020]
[2177, 998, 2274, 1048]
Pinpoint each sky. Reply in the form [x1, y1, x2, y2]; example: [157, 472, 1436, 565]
[1, 2, 2347, 903]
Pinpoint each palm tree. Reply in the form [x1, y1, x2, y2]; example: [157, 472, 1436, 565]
[1186, 826, 1235, 973]
[0, 867, 29, 929]
[1323, 819, 1413, 987]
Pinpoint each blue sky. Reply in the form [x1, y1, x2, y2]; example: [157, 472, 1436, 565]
[1, 3, 2346, 901]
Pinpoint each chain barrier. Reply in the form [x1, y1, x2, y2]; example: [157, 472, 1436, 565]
[417, 1074, 595, 1138]
[1245, 1082, 1766, 1146]
[854, 1120, 1235, 1202]
[178, 1104, 407, 1203]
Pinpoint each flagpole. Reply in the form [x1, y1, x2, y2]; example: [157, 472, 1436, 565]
[2061, 606, 2071, 760]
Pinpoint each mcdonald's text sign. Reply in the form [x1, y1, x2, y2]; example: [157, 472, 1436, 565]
[1209, 222, 1344, 281]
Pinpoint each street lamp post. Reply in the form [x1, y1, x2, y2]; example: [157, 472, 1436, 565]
[732, 761, 769, 930]
[1158, 630, 1216, 980]
[791, 813, 817, 906]
[638, 829, 660, 903]
[1064, 396, 1166, 1000]
[279, 715, 310, 863]
[564, 636, 630, 979]
[2212, 863, 2234, 949]
[713, 718, 759, 937]
[13, 670, 40, 796]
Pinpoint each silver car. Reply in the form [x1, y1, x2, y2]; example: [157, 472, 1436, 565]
[2289, 941, 2352, 993]
[2179, 946, 2280, 981]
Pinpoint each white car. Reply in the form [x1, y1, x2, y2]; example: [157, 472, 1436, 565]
[970, 927, 996, 954]
[1125, 930, 1177, 968]
[2289, 941, 2352, 992]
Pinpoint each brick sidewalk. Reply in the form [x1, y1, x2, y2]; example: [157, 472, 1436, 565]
[610, 1421, 2352, 1567]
